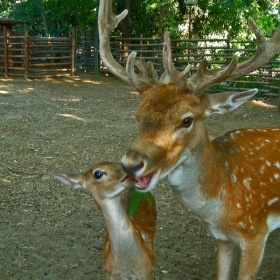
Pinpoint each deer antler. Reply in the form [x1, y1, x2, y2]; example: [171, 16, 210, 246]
[99, 0, 280, 95]
[163, 18, 280, 94]
[98, 0, 160, 93]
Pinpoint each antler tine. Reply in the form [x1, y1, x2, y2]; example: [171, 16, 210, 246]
[160, 32, 192, 86]
[126, 53, 159, 92]
[226, 17, 269, 78]
[98, 0, 160, 93]
[190, 17, 280, 94]
[187, 55, 239, 93]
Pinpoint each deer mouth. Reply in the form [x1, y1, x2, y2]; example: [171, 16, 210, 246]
[135, 171, 159, 191]
[121, 174, 136, 188]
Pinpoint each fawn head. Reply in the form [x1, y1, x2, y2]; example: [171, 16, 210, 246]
[53, 162, 135, 200]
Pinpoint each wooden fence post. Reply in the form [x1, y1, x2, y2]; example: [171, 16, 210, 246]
[267, 31, 275, 96]
[117, 34, 122, 64]
[140, 34, 143, 58]
[71, 27, 76, 76]
[3, 26, 8, 78]
[267, 61, 273, 96]
[24, 24, 29, 79]
[277, 86, 280, 115]
[224, 35, 231, 89]
[94, 28, 99, 73]
[160, 36, 164, 76]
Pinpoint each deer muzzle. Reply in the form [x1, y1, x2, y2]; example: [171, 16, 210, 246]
[121, 149, 153, 176]
[121, 149, 160, 191]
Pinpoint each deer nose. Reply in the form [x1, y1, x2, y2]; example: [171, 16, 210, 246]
[121, 149, 148, 176]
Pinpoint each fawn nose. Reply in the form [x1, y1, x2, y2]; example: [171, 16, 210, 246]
[121, 149, 149, 176]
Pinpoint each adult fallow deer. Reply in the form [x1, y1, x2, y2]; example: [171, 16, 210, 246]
[98, 0, 280, 279]
[53, 162, 156, 280]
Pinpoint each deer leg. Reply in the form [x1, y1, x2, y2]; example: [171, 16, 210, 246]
[237, 236, 266, 280]
[216, 240, 237, 280]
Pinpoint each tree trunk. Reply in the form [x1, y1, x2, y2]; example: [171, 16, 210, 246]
[113, 0, 133, 38]
[37, 1, 49, 37]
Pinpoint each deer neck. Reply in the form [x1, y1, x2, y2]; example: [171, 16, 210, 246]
[168, 129, 228, 219]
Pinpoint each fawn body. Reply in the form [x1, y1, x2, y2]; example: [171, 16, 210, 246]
[53, 162, 156, 280]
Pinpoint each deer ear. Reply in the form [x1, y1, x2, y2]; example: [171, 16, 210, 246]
[205, 89, 258, 116]
[52, 173, 84, 189]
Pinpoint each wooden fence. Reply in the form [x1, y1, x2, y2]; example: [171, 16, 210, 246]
[0, 25, 75, 78]
[0, 25, 279, 97]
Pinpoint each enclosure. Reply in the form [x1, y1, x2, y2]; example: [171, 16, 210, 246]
[0, 74, 280, 279]
[1, 23, 279, 97]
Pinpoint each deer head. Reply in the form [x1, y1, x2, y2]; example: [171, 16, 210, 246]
[98, 0, 280, 192]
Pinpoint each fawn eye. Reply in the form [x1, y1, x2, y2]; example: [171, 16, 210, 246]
[182, 117, 193, 128]
[94, 170, 103, 179]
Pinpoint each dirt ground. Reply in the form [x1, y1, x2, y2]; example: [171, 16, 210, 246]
[0, 74, 280, 280]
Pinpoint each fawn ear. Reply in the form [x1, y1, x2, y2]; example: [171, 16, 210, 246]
[52, 173, 84, 189]
[205, 89, 258, 116]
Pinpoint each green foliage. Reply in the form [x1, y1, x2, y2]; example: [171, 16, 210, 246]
[127, 188, 154, 217]
[129, 0, 187, 38]
[192, 0, 280, 39]
[1, 0, 98, 36]
[1, 0, 279, 38]
[113, 0, 279, 39]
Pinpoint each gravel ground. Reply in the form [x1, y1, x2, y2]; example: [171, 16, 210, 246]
[0, 74, 280, 279]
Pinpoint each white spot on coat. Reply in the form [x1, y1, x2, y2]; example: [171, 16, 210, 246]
[260, 165, 265, 174]
[268, 198, 279, 206]
[243, 178, 252, 190]
[238, 222, 247, 229]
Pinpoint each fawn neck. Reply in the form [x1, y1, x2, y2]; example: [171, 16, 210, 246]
[98, 195, 142, 258]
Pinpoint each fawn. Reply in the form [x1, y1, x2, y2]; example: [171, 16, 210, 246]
[53, 162, 156, 280]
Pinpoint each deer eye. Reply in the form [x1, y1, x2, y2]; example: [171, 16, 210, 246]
[182, 117, 193, 128]
[94, 170, 103, 179]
